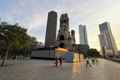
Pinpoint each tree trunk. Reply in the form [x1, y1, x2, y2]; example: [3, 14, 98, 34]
[1, 47, 9, 66]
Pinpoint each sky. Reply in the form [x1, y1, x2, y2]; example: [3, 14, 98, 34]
[0, 0, 120, 50]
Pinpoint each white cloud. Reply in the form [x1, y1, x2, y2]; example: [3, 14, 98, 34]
[26, 12, 47, 42]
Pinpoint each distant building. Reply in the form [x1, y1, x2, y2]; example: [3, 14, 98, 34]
[79, 25, 88, 45]
[99, 22, 118, 57]
[45, 11, 57, 47]
[78, 25, 89, 55]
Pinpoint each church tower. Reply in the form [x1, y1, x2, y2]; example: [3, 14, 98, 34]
[57, 13, 72, 49]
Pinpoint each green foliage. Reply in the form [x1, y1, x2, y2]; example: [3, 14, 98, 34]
[0, 22, 37, 48]
[88, 48, 101, 57]
[0, 21, 37, 66]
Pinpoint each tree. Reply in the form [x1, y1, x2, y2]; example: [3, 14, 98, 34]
[88, 48, 101, 57]
[0, 33, 7, 59]
[0, 21, 37, 66]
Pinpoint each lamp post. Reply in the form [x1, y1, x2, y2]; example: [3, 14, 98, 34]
[102, 47, 106, 58]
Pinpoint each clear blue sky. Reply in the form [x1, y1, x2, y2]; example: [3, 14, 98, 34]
[0, 0, 120, 50]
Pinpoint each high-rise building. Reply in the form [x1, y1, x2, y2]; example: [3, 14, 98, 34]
[99, 22, 118, 56]
[45, 11, 57, 47]
[79, 25, 88, 45]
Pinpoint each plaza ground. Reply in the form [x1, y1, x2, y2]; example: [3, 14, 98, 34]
[0, 59, 120, 80]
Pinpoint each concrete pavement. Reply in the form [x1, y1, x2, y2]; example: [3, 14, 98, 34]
[0, 59, 120, 80]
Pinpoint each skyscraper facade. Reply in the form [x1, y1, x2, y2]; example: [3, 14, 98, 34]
[99, 22, 118, 56]
[79, 25, 88, 45]
[78, 25, 89, 55]
[45, 11, 57, 47]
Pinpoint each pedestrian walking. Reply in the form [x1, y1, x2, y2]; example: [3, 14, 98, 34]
[55, 47, 68, 67]
[55, 57, 59, 67]
[86, 58, 92, 69]
[91, 58, 96, 65]
[55, 56, 63, 67]
[59, 57, 63, 66]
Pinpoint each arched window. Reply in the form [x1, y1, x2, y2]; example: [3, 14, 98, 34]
[59, 35, 64, 40]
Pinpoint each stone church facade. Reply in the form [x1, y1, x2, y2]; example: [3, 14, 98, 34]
[57, 13, 75, 50]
